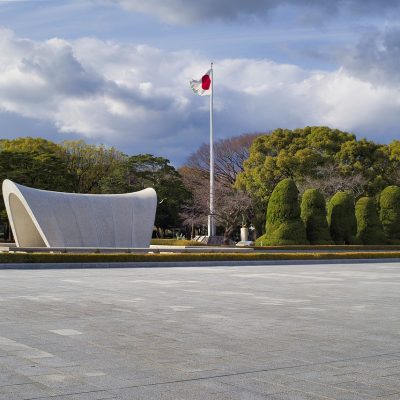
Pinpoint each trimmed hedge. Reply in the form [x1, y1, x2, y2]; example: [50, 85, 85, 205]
[256, 178, 308, 246]
[301, 189, 333, 244]
[379, 185, 400, 243]
[255, 245, 400, 250]
[327, 191, 357, 244]
[355, 197, 386, 245]
[0, 251, 400, 264]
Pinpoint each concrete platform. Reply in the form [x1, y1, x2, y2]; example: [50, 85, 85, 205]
[0, 262, 399, 399]
[0, 245, 253, 254]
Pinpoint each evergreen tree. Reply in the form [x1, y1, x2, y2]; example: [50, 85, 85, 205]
[379, 185, 400, 243]
[355, 197, 386, 244]
[256, 178, 308, 246]
[301, 189, 333, 244]
[327, 191, 357, 244]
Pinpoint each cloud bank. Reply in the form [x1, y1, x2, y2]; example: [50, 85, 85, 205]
[110, 0, 400, 24]
[343, 27, 400, 87]
[0, 28, 399, 162]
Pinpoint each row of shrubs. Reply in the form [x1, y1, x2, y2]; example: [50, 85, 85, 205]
[255, 179, 400, 246]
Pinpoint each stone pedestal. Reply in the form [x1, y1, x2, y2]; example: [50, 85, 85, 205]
[240, 227, 249, 242]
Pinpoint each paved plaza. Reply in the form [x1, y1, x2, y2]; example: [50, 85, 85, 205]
[0, 262, 399, 399]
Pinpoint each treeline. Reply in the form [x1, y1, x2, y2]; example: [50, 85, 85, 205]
[2, 126, 400, 243]
[236, 126, 400, 235]
[0, 138, 189, 240]
[256, 178, 400, 246]
[182, 126, 400, 242]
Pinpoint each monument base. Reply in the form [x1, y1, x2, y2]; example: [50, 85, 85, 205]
[193, 235, 235, 245]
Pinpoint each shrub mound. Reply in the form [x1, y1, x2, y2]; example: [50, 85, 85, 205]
[301, 189, 333, 244]
[256, 178, 308, 246]
[327, 191, 357, 244]
[355, 197, 386, 245]
[379, 185, 400, 243]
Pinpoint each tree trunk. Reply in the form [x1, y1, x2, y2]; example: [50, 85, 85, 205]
[7, 224, 13, 242]
[223, 227, 235, 245]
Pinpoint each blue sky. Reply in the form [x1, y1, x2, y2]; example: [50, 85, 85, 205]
[0, 0, 400, 164]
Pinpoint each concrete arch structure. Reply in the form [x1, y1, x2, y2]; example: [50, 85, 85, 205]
[2, 179, 157, 248]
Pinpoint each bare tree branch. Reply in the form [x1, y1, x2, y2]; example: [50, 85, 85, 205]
[298, 163, 367, 199]
[180, 134, 258, 241]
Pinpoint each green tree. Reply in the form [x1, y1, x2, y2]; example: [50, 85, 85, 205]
[384, 141, 400, 187]
[327, 192, 357, 244]
[0, 137, 62, 154]
[0, 137, 72, 190]
[128, 154, 189, 234]
[379, 185, 400, 243]
[0, 137, 73, 240]
[60, 140, 128, 193]
[255, 178, 308, 246]
[335, 139, 390, 195]
[237, 126, 355, 205]
[300, 189, 333, 244]
[355, 197, 386, 244]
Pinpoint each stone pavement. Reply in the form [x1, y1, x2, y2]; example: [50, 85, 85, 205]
[0, 262, 399, 399]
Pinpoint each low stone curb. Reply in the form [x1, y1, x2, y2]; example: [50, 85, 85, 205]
[0, 258, 399, 269]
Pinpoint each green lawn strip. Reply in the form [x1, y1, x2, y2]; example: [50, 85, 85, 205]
[0, 251, 400, 263]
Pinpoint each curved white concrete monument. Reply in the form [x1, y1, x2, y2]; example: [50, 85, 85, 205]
[2, 179, 157, 248]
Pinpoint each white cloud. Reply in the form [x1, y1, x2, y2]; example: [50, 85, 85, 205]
[214, 61, 400, 142]
[0, 28, 399, 163]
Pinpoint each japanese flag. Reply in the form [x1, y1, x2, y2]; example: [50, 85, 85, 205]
[190, 69, 212, 96]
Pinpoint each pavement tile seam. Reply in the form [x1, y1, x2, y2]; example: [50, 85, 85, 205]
[87, 351, 400, 392]
[376, 393, 400, 399]
[214, 377, 291, 396]
[21, 388, 115, 400]
[301, 378, 400, 398]
[282, 370, 400, 390]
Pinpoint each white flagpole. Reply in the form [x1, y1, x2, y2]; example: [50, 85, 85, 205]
[208, 62, 215, 237]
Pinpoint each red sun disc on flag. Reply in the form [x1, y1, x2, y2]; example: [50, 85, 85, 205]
[201, 74, 211, 90]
